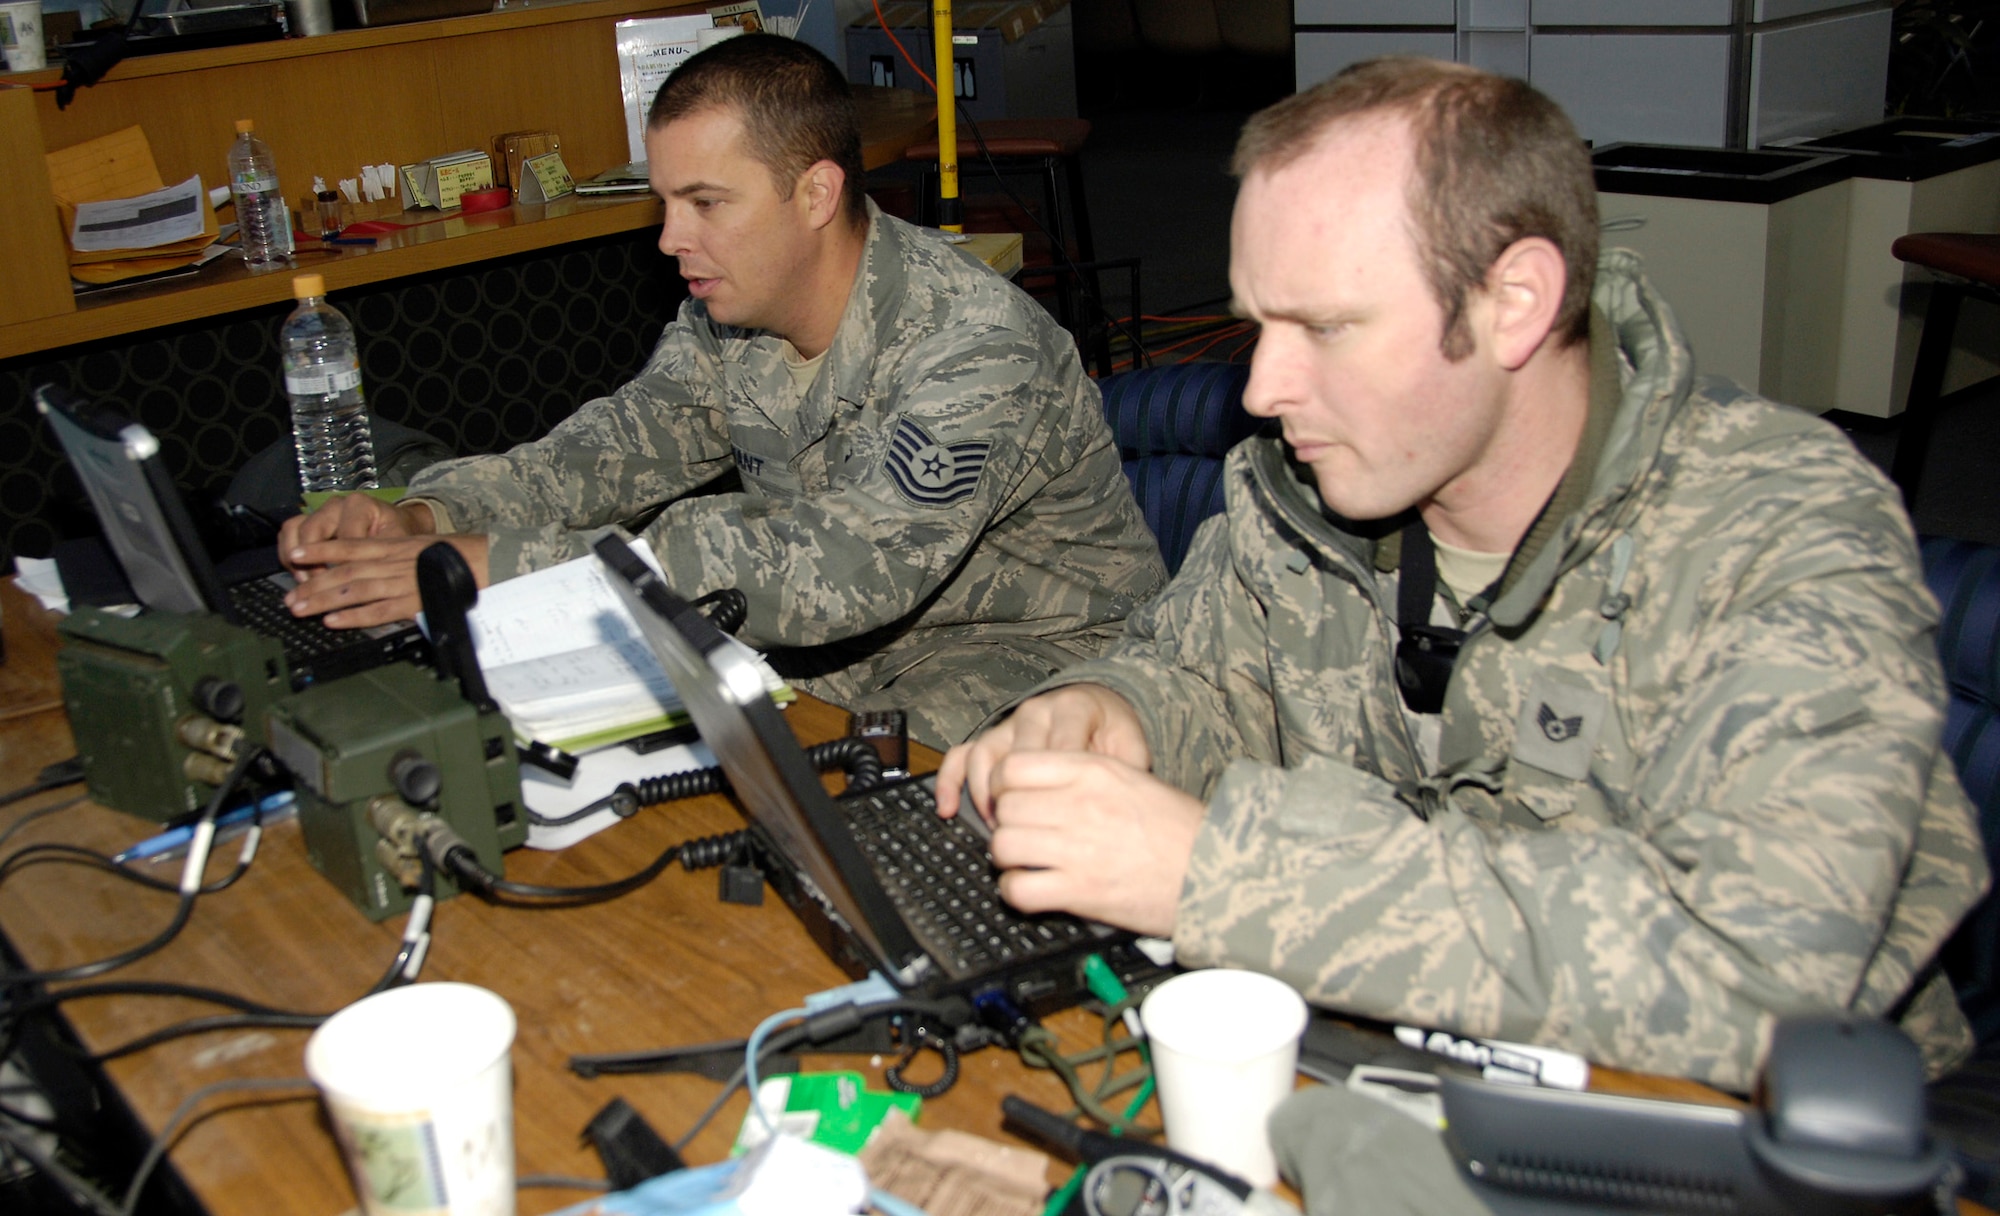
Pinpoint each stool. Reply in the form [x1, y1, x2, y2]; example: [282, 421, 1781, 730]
[905, 117, 1097, 268]
[905, 118, 1102, 366]
[1890, 233, 2000, 506]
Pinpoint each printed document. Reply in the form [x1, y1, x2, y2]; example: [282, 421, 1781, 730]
[69, 175, 207, 253]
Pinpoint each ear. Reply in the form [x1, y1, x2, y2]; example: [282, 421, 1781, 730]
[798, 160, 847, 231]
[1482, 236, 1567, 372]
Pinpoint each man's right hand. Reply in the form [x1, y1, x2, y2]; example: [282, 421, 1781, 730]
[277, 493, 433, 567]
[935, 683, 1151, 826]
[276, 495, 491, 629]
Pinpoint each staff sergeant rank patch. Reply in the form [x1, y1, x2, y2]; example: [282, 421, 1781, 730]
[1511, 670, 1607, 787]
[885, 418, 990, 507]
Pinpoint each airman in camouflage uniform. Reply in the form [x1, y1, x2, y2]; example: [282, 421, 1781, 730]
[277, 36, 1164, 748]
[400, 200, 1163, 747]
[940, 57, 1987, 1093]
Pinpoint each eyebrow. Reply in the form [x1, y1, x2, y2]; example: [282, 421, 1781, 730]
[670, 181, 733, 198]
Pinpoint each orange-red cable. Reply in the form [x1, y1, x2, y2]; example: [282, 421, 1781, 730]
[872, 0, 937, 94]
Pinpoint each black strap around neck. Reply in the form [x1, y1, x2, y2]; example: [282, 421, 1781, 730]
[1393, 521, 1509, 715]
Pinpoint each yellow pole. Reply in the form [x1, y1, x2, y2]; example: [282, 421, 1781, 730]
[931, 0, 961, 233]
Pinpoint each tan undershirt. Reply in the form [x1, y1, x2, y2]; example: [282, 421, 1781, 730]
[780, 341, 828, 398]
[1433, 535, 1511, 610]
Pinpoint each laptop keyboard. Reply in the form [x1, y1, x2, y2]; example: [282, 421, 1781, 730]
[843, 780, 1095, 976]
[227, 576, 355, 658]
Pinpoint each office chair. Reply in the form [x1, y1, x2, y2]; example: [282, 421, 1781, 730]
[1097, 362, 1261, 575]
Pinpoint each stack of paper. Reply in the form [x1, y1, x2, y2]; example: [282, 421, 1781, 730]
[464, 541, 791, 753]
[46, 126, 222, 287]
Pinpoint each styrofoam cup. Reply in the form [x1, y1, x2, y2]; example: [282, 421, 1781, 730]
[1140, 968, 1308, 1188]
[305, 983, 517, 1216]
[0, 1, 45, 72]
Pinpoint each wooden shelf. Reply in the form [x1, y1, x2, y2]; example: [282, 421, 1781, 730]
[0, 193, 665, 359]
[0, 8, 937, 361]
[1, 0, 691, 82]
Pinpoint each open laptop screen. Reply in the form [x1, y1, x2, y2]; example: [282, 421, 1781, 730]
[36, 385, 231, 618]
[594, 535, 905, 975]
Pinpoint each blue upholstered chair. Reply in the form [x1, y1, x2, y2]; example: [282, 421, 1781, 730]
[1905, 539, 2000, 1199]
[1922, 537, 2000, 1044]
[1097, 363, 1263, 575]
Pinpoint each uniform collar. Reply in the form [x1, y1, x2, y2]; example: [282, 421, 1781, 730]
[822, 198, 900, 420]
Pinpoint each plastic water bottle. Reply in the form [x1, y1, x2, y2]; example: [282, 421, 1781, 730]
[228, 118, 293, 268]
[282, 274, 380, 494]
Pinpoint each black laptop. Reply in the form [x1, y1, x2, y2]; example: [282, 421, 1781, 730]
[593, 533, 1155, 1013]
[35, 384, 430, 690]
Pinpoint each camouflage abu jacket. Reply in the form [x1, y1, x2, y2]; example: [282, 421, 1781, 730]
[1043, 252, 1988, 1089]
[406, 204, 1165, 746]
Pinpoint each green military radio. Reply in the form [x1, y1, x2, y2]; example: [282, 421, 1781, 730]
[56, 608, 290, 821]
[265, 544, 526, 921]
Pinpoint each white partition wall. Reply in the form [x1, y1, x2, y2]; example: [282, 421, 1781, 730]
[1749, 8, 1893, 147]
[1293, 0, 1892, 148]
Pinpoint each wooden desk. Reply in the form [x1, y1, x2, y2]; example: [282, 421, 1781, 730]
[0, 3, 937, 359]
[0, 581, 1105, 1215]
[3, 579, 1882, 1215]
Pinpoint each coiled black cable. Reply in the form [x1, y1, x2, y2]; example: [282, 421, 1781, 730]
[460, 729, 889, 899]
[632, 737, 884, 805]
[691, 588, 748, 635]
[528, 736, 887, 828]
[677, 830, 749, 871]
[884, 1027, 960, 1098]
[624, 765, 728, 808]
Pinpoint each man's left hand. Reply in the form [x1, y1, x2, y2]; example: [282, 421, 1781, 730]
[985, 751, 1203, 938]
[283, 533, 492, 628]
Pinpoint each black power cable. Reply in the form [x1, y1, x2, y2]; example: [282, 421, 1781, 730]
[0, 848, 436, 1065]
[0, 758, 84, 809]
[0, 748, 260, 991]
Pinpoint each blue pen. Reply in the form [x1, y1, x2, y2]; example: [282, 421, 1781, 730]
[114, 792, 295, 864]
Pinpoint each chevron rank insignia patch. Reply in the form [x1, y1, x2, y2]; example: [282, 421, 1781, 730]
[1512, 670, 1607, 784]
[885, 418, 991, 507]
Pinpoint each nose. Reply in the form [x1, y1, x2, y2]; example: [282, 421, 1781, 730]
[657, 204, 692, 258]
[1240, 327, 1290, 420]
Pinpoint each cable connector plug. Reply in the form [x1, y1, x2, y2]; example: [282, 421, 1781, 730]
[972, 988, 1037, 1048]
[416, 818, 491, 892]
[803, 971, 900, 1014]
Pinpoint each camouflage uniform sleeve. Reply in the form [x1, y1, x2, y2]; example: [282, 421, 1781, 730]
[638, 323, 1079, 649]
[1174, 449, 1983, 1091]
[1031, 511, 1283, 794]
[404, 318, 733, 578]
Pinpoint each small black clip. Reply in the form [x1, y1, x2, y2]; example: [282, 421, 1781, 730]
[517, 739, 580, 781]
[582, 1097, 685, 1190]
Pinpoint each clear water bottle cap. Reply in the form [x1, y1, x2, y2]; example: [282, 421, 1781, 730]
[235, 118, 255, 134]
[292, 274, 327, 299]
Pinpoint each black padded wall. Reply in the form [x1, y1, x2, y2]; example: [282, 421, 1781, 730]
[0, 229, 684, 571]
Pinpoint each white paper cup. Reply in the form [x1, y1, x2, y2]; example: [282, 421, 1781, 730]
[0, 0, 45, 72]
[305, 983, 517, 1216]
[1140, 968, 1308, 1188]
